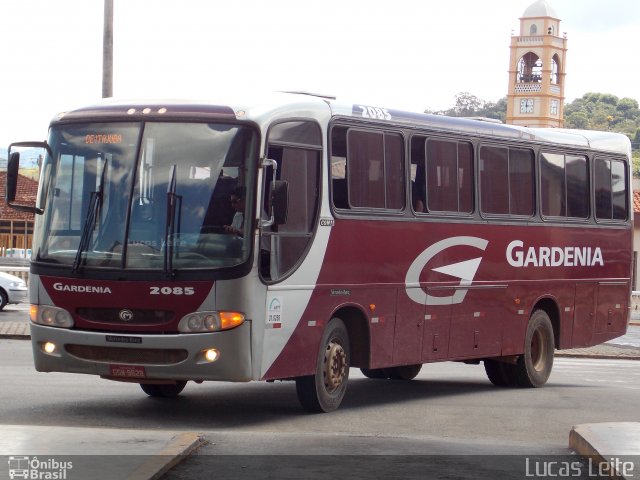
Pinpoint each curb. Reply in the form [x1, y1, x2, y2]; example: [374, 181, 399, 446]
[128, 432, 205, 480]
[570, 423, 640, 480]
[556, 352, 640, 361]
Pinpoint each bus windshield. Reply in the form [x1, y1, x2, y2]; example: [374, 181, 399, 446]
[35, 121, 258, 271]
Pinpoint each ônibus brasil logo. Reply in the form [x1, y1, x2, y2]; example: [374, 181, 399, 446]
[405, 236, 488, 306]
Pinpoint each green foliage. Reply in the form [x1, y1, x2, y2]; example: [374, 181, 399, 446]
[564, 92, 640, 143]
[633, 150, 640, 177]
[426, 92, 507, 123]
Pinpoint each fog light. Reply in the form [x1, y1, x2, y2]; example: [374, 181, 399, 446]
[43, 342, 57, 354]
[204, 349, 220, 362]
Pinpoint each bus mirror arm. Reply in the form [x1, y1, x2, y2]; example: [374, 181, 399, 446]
[261, 158, 289, 227]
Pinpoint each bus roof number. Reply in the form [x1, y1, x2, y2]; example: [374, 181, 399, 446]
[356, 105, 392, 121]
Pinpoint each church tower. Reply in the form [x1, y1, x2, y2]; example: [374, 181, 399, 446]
[505, 0, 567, 127]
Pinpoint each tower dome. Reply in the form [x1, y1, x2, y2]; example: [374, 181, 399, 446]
[522, 0, 558, 19]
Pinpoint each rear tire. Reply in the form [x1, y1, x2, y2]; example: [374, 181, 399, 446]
[386, 364, 422, 380]
[515, 309, 555, 388]
[360, 368, 388, 379]
[296, 318, 350, 413]
[140, 381, 187, 398]
[484, 359, 517, 387]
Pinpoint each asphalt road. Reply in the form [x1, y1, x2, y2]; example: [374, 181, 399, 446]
[1, 339, 638, 440]
[2, 314, 639, 478]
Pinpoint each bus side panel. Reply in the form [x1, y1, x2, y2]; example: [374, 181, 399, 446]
[596, 282, 630, 334]
[262, 284, 397, 379]
[572, 283, 596, 347]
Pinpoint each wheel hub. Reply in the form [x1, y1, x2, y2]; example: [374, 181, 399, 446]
[324, 341, 347, 391]
[531, 328, 547, 372]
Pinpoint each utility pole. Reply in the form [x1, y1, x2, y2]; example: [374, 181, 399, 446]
[102, 0, 113, 98]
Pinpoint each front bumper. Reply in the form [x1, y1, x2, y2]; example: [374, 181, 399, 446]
[30, 321, 253, 382]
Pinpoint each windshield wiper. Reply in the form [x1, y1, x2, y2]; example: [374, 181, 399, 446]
[164, 165, 182, 276]
[73, 158, 109, 272]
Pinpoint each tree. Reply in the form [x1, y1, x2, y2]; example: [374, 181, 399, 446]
[563, 93, 640, 145]
[426, 92, 507, 122]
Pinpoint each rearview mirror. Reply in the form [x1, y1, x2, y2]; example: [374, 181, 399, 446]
[6, 152, 20, 203]
[6, 141, 48, 214]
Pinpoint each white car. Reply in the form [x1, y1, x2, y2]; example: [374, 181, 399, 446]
[0, 272, 28, 310]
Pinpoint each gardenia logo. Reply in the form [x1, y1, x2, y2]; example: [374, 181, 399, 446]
[506, 240, 604, 268]
[53, 283, 112, 294]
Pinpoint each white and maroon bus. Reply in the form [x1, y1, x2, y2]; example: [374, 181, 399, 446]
[6, 92, 632, 412]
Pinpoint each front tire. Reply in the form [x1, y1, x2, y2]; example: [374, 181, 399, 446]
[515, 309, 555, 387]
[0, 290, 8, 311]
[296, 318, 350, 413]
[140, 381, 187, 398]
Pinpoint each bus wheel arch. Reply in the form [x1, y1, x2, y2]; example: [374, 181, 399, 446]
[330, 305, 370, 369]
[531, 297, 560, 349]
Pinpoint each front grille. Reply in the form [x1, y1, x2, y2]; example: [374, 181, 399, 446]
[65, 344, 188, 365]
[76, 308, 174, 325]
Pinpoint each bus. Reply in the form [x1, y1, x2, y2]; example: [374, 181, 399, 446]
[6, 92, 632, 413]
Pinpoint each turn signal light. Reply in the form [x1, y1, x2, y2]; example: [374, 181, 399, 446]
[220, 312, 244, 330]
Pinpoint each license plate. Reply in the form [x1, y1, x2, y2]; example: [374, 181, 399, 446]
[109, 364, 146, 378]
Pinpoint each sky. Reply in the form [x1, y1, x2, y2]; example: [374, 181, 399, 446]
[1, 0, 639, 146]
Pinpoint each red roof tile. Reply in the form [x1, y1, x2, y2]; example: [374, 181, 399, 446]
[0, 171, 38, 221]
[634, 191, 640, 214]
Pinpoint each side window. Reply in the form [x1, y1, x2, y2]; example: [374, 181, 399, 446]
[595, 157, 628, 221]
[262, 121, 322, 281]
[480, 146, 534, 216]
[541, 152, 589, 218]
[330, 126, 404, 211]
[346, 129, 404, 210]
[425, 139, 473, 214]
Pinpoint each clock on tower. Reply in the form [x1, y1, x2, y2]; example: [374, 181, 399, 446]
[520, 98, 534, 113]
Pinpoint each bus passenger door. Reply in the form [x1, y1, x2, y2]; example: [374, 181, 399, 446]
[393, 288, 425, 365]
[572, 283, 596, 347]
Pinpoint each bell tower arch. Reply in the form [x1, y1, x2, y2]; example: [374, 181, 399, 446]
[506, 0, 567, 127]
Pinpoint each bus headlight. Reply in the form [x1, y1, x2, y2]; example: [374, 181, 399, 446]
[31, 305, 74, 328]
[178, 311, 245, 333]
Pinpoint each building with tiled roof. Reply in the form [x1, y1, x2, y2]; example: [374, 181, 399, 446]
[0, 171, 38, 253]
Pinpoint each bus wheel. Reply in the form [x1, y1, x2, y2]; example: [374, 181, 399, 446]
[296, 318, 350, 413]
[140, 381, 187, 398]
[484, 360, 516, 387]
[360, 368, 388, 379]
[386, 364, 422, 380]
[515, 310, 555, 388]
